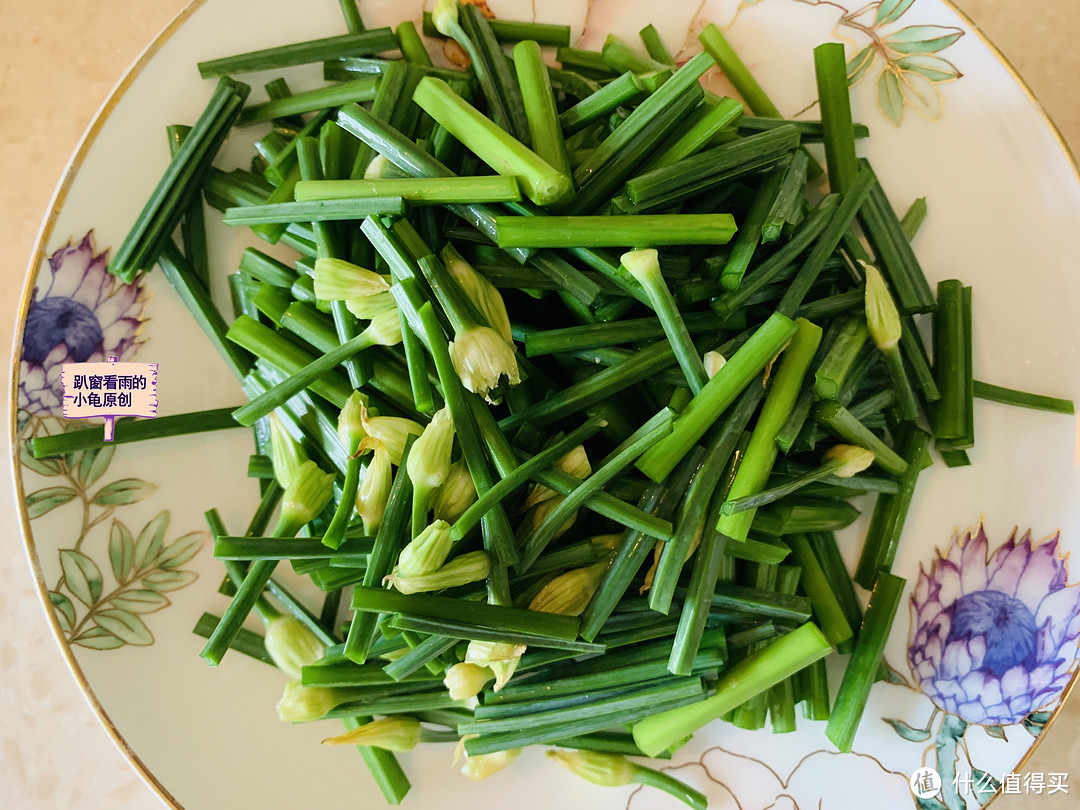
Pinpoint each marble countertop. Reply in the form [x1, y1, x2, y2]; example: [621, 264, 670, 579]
[2, 1, 1080, 807]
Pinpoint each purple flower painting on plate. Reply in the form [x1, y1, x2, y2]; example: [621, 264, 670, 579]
[909, 525, 1080, 728]
[19, 230, 148, 419]
[883, 523, 1080, 808]
[18, 231, 204, 651]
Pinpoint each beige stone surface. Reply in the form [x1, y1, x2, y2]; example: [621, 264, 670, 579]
[1, 1, 1079, 808]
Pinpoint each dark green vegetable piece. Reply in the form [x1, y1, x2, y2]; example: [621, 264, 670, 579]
[973, 381, 1074, 414]
[826, 572, 906, 752]
[197, 29, 397, 78]
[110, 78, 249, 282]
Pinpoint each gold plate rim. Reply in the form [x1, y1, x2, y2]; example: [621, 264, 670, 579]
[6, 2, 1079, 808]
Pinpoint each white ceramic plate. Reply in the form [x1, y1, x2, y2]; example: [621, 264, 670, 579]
[12, 1, 1080, 808]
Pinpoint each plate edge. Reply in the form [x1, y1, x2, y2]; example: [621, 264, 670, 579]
[6, 1, 1080, 808]
[6, 1, 212, 808]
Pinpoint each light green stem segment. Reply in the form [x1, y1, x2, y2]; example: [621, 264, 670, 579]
[698, 24, 781, 117]
[294, 176, 521, 204]
[825, 571, 906, 752]
[715, 318, 822, 542]
[784, 533, 853, 648]
[635, 312, 797, 483]
[513, 39, 573, 180]
[494, 214, 737, 248]
[412, 76, 570, 205]
[632, 623, 832, 756]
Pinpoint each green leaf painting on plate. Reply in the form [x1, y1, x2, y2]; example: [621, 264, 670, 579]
[19, 410, 206, 651]
[48, 507, 205, 650]
[830, 0, 963, 125]
[722, 0, 964, 125]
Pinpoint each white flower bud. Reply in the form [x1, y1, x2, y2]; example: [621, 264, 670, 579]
[407, 407, 455, 493]
[444, 662, 493, 700]
[314, 257, 390, 302]
[703, 350, 727, 379]
[546, 749, 636, 786]
[364, 153, 408, 180]
[277, 460, 335, 535]
[268, 412, 308, 490]
[360, 404, 424, 466]
[346, 290, 397, 319]
[264, 615, 326, 679]
[431, 459, 477, 523]
[276, 680, 341, 722]
[397, 520, 453, 578]
[386, 550, 490, 594]
[620, 248, 661, 287]
[432, 0, 461, 37]
[442, 244, 513, 343]
[465, 640, 526, 692]
[337, 391, 368, 452]
[459, 747, 521, 781]
[364, 308, 403, 347]
[449, 325, 520, 404]
[321, 716, 421, 750]
[590, 534, 621, 553]
[822, 444, 875, 478]
[516, 496, 576, 544]
[524, 445, 590, 509]
[527, 561, 607, 617]
[356, 438, 393, 534]
[862, 260, 902, 351]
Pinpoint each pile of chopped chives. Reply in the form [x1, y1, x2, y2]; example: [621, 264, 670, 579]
[35, 3, 1072, 804]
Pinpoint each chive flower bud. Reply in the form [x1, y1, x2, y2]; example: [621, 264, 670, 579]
[465, 640, 526, 692]
[621, 248, 662, 288]
[622, 248, 709, 394]
[360, 404, 424, 466]
[861, 260, 921, 422]
[442, 244, 513, 343]
[364, 308, 404, 347]
[516, 496, 577, 545]
[861, 260, 902, 351]
[449, 325, 521, 404]
[337, 390, 368, 453]
[461, 749, 521, 781]
[313, 257, 390, 302]
[356, 438, 393, 534]
[268, 412, 308, 490]
[386, 550, 490, 594]
[703, 350, 727, 378]
[276, 680, 342, 722]
[431, 459, 477, 523]
[321, 716, 421, 751]
[406, 406, 455, 493]
[432, 0, 463, 39]
[364, 153, 408, 180]
[276, 459, 335, 536]
[548, 749, 708, 809]
[396, 519, 453, 578]
[455, 736, 522, 781]
[590, 533, 622, 553]
[822, 444, 875, 478]
[527, 561, 608, 616]
[379, 646, 410, 662]
[346, 290, 397, 320]
[264, 615, 326, 679]
[444, 662, 493, 700]
[546, 749, 635, 787]
[524, 445, 590, 510]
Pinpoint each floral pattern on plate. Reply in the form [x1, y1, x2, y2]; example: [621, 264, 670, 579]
[18, 231, 204, 650]
[884, 524, 1080, 807]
